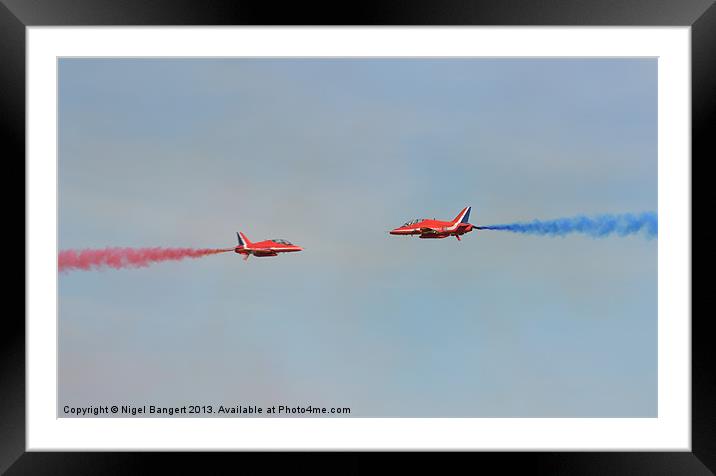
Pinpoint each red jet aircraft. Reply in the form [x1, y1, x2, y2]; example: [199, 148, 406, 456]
[389, 206, 476, 240]
[234, 232, 303, 260]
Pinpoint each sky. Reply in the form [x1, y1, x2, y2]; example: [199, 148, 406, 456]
[58, 58, 657, 417]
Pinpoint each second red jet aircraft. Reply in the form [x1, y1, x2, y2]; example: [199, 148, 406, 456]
[234, 232, 303, 260]
[389, 206, 477, 240]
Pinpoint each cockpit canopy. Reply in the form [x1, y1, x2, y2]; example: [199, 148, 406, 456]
[272, 239, 293, 245]
[401, 218, 435, 227]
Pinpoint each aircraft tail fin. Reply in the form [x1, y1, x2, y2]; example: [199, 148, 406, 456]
[452, 206, 471, 224]
[237, 232, 252, 247]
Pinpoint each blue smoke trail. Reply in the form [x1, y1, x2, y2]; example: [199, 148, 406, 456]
[476, 212, 657, 239]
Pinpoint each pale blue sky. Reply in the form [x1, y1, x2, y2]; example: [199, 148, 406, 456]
[59, 58, 657, 417]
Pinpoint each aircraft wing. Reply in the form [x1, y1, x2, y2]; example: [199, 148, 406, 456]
[253, 250, 278, 257]
[419, 227, 442, 234]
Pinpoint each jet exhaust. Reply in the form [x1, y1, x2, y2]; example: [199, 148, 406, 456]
[475, 212, 657, 239]
[58, 247, 234, 273]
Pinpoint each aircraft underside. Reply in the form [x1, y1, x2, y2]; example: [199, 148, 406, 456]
[237, 250, 278, 260]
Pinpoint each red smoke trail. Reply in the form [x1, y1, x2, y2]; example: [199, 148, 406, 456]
[58, 247, 234, 273]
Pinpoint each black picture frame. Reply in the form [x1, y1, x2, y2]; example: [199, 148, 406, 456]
[6, 0, 709, 472]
